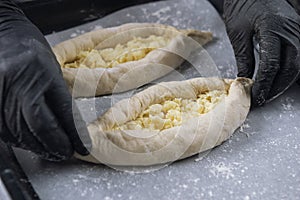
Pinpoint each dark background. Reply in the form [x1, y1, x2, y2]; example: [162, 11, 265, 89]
[15, 0, 161, 34]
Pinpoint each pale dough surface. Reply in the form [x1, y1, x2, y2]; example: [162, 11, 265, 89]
[53, 23, 212, 97]
[75, 77, 253, 166]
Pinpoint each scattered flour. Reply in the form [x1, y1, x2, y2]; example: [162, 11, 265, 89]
[151, 6, 171, 18]
[239, 123, 251, 137]
[281, 97, 295, 111]
[70, 33, 78, 38]
[93, 25, 103, 30]
[209, 162, 234, 179]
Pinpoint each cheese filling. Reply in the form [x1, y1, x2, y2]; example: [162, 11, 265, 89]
[114, 90, 226, 131]
[63, 35, 170, 69]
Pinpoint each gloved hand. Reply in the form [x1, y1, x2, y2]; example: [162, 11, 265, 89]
[223, 0, 300, 106]
[0, 0, 91, 161]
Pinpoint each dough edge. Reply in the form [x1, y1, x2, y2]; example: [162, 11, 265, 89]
[75, 77, 253, 166]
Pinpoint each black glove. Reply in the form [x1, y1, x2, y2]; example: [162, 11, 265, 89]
[223, 0, 300, 106]
[287, 0, 300, 15]
[0, 0, 91, 161]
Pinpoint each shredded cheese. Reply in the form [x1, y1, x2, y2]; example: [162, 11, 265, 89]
[114, 90, 226, 131]
[63, 35, 169, 69]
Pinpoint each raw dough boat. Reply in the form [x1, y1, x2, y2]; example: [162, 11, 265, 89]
[53, 23, 212, 97]
[75, 77, 252, 166]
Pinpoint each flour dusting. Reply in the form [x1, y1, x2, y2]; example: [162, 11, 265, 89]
[281, 97, 295, 111]
[209, 162, 234, 179]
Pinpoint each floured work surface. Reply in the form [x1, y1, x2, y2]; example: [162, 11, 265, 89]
[14, 0, 300, 199]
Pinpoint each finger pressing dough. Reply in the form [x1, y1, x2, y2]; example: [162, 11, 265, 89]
[53, 23, 212, 97]
[75, 77, 253, 166]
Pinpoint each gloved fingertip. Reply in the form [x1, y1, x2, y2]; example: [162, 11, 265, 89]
[74, 145, 91, 156]
[72, 131, 91, 156]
